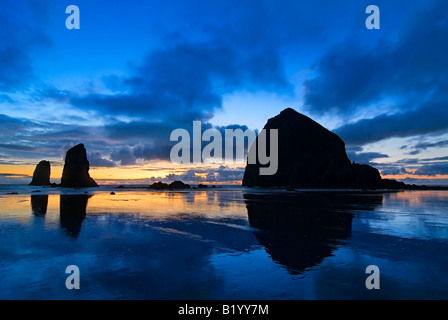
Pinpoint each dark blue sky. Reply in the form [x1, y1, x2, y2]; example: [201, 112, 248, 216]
[1, 0, 447, 184]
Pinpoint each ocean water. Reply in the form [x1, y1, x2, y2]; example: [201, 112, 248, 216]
[0, 184, 447, 299]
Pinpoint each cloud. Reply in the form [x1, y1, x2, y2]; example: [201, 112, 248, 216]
[378, 166, 410, 176]
[110, 147, 137, 166]
[0, 47, 34, 91]
[0, 1, 52, 92]
[396, 158, 420, 165]
[303, 44, 390, 115]
[415, 163, 448, 176]
[153, 165, 245, 184]
[414, 140, 448, 151]
[0, 94, 14, 103]
[406, 150, 421, 156]
[0, 114, 117, 164]
[401, 177, 448, 186]
[104, 120, 254, 163]
[0, 143, 36, 151]
[421, 156, 448, 162]
[375, 155, 448, 177]
[67, 0, 370, 124]
[346, 151, 389, 164]
[0, 110, 256, 167]
[0, 173, 30, 178]
[3, 0, 448, 180]
[71, 37, 291, 122]
[0, 113, 38, 133]
[0, 173, 31, 184]
[304, 0, 448, 145]
[132, 143, 173, 163]
[88, 152, 117, 168]
[335, 95, 448, 145]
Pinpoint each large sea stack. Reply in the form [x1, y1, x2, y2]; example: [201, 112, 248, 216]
[29, 160, 51, 186]
[60, 144, 98, 188]
[242, 108, 400, 189]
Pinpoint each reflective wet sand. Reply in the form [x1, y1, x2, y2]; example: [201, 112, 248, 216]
[0, 188, 447, 299]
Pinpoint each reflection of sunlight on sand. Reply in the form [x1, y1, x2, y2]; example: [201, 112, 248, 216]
[151, 226, 214, 243]
[85, 191, 246, 220]
[0, 195, 33, 224]
[359, 191, 448, 240]
[1, 189, 448, 299]
[0, 191, 247, 226]
[84, 191, 250, 245]
[0, 194, 68, 228]
[386, 190, 448, 207]
[43, 195, 61, 227]
[382, 174, 448, 181]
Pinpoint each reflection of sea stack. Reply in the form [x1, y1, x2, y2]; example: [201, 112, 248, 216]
[31, 195, 49, 216]
[60, 195, 90, 238]
[60, 144, 98, 187]
[243, 108, 402, 189]
[245, 192, 382, 274]
[29, 160, 51, 186]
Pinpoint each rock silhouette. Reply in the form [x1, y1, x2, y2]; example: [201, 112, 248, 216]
[30, 195, 49, 216]
[60, 144, 98, 188]
[60, 194, 90, 238]
[149, 181, 190, 190]
[29, 160, 51, 186]
[242, 108, 400, 189]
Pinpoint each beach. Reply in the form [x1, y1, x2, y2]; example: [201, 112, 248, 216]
[0, 185, 447, 299]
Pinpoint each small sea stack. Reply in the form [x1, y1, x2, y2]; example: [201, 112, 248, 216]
[29, 160, 51, 186]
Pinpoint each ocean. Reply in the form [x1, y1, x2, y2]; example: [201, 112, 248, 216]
[0, 184, 447, 299]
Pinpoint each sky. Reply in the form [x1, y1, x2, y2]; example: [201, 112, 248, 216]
[0, 0, 448, 185]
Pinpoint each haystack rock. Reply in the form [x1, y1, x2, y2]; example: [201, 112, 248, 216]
[29, 160, 51, 186]
[60, 144, 98, 188]
[242, 108, 389, 189]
